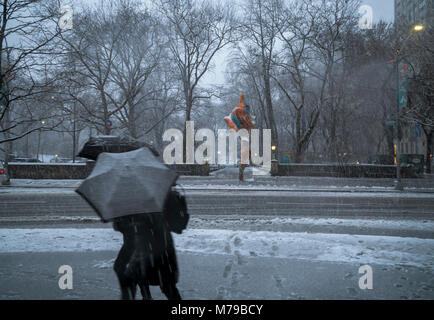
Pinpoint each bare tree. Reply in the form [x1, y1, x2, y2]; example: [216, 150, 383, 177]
[109, 3, 168, 139]
[305, 0, 360, 162]
[240, 0, 280, 155]
[403, 25, 434, 173]
[0, 0, 63, 144]
[271, 0, 319, 162]
[158, 0, 236, 159]
[57, 0, 126, 135]
[0, 0, 65, 183]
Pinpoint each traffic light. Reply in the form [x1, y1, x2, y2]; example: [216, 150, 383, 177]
[430, 154, 433, 159]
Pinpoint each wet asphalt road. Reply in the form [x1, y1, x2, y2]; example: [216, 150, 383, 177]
[1, 189, 434, 220]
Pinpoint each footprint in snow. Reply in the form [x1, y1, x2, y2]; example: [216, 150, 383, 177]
[223, 260, 233, 278]
[346, 287, 358, 296]
[344, 272, 353, 280]
[224, 243, 231, 254]
[233, 236, 242, 247]
[215, 286, 226, 300]
[234, 250, 246, 265]
[273, 275, 283, 289]
[231, 271, 240, 287]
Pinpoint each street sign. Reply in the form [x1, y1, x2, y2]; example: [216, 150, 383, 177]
[398, 63, 408, 109]
[105, 119, 112, 129]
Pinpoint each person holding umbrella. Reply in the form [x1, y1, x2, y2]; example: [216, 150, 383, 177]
[76, 138, 188, 300]
[112, 206, 181, 300]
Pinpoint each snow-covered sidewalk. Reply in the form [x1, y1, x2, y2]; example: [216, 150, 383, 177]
[1, 228, 433, 269]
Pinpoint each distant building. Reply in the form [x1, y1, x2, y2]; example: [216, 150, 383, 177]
[395, 0, 434, 26]
[393, 1, 433, 169]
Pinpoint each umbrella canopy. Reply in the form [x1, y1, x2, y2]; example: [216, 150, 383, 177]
[76, 147, 178, 222]
[78, 136, 158, 161]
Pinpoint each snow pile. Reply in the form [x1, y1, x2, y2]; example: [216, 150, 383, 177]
[188, 216, 434, 232]
[0, 228, 432, 268]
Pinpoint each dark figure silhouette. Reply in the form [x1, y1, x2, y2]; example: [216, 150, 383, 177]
[113, 213, 181, 300]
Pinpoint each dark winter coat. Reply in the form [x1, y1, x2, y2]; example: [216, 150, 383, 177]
[113, 213, 179, 286]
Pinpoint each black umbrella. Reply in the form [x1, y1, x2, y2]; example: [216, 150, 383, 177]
[78, 136, 159, 160]
[76, 147, 178, 222]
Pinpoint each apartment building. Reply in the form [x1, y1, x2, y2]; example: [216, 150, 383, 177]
[395, 0, 434, 26]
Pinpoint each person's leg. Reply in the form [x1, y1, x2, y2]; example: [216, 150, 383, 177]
[161, 279, 182, 300]
[138, 282, 152, 300]
[239, 163, 247, 181]
[114, 237, 137, 300]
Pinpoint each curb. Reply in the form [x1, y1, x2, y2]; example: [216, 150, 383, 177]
[2, 184, 434, 194]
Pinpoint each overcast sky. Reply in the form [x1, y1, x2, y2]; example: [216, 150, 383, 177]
[204, 0, 395, 87]
[362, 0, 394, 23]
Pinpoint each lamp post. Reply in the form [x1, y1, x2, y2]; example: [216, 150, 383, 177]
[271, 145, 277, 161]
[72, 104, 77, 163]
[394, 52, 403, 190]
[393, 24, 424, 191]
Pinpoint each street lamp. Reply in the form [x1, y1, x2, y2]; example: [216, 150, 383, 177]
[413, 25, 424, 32]
[271, 145, 277, 161]
[37, 121, 46, 160]
[72, 104, 77, 163]
[393, 24, 424, 191]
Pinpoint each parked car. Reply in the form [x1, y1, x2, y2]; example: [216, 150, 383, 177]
[399, 154, 425, 175]
[0, 161, 7, 184]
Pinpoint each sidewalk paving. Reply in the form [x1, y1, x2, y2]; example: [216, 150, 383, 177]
[1, 250, 433, 299]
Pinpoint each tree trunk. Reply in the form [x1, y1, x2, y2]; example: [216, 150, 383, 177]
[385, 125, 394, 156]
[294, 109, 302, 163]
[100, 88, 110, 135]
[128, 101, 137, 139]
[263, 70, 278, 159]
[36, 130, 41, 160]
[183, 95, 193, 163]
[328, 109, 337, 162]
[425, 128, 433, 174]
[2, 106, 11, 185]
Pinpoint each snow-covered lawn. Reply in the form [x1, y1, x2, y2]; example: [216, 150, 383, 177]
[0, 228, 433, 269]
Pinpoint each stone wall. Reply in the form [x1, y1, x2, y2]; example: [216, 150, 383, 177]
[7, 161, 417, 179]
[7, 162, 93, 179]
[167, 164, 210, 176]
[272, 163, 418, 178]
[7, 162, 210, 179]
